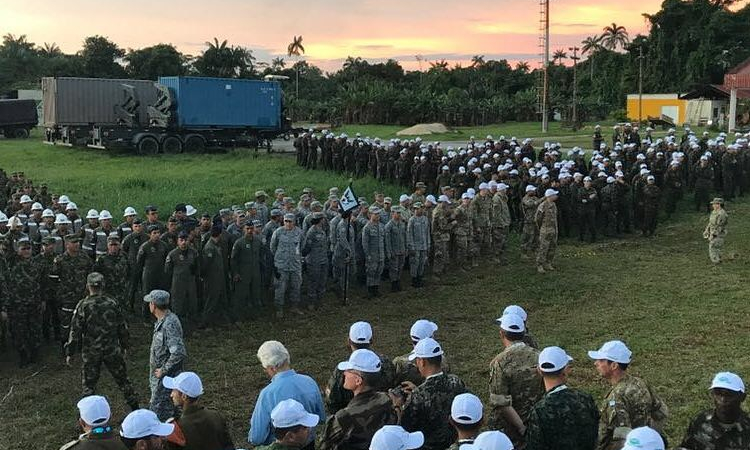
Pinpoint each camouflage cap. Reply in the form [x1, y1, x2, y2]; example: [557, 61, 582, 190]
[369, 206, 382, 214]
[17, 238, 32, 249]
[41, 236, 57, 245]
[245, 201, 257, 209]
[311, 211, 325, 220]
[415, 182, 427, 189]
[219, 208, 232, 217]
[270, 209, 282, 217]
[391, 206, 404, 214]
[107, 235, 121, 243]
[283, 213, 296, 222]
[302, 187, 313, 194]
[147, 224, 161, 233]
[255, 190, 268, 198]
[87, 272, 104, 287]
[64, 234, 82, 243]
[252, 219, 263, 227]
[383, 197, 393, 204]
[412, 202, 424, 208]
[143, 289, 170, 306]
[711, 197, 724, 204]
[310, 201, 323, 210]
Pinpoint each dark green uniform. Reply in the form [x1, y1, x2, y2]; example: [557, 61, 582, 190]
[59, 428, 128, 450]
[525, 384, 600, 450]
[325, 352, 396, 414]
[400, 373, 467, 450]
[65, 293, 138, 408]
[231, 234, 263, 310]
[201, 238, 226, 324]
[165, 247, 199, 321]
[168, 404, 234, 450]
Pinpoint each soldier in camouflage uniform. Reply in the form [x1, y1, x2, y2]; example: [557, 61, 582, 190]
[1, 240, 43, 366]
[65, 272, 139, 411]
[406, 202, 430, 288]
[642, 176, 661, 237]
[446, 393, 483, 450]
[520, 187, 541, 259]
[471, 184, 492, 257]
[325, 321, 396, 415]
[588, 340, 668, 450]
[491, 183, 511, 264]
[535, 190, 559, 274]
[526, 346, 599, 450]
[301, 213, 328, 308]
[320, 349, 398, 450]
[431, 196, 455, 278]
[92, 235, 130, 311]
[452, 194, 473, 268]
[165, 231, 200, 323]
[384, 206, 407, 292]
[53, 235, 93, 345]
[331, 212, 355, 300]
[392, 338, 466, 450]
[362, 206, 385, 297]
[703, 198, 728, 264]
[488, 314, 544, 448]
[678, 371, 750, 450]
[145, 289, 187, 421]
[270, 214, 304, 316]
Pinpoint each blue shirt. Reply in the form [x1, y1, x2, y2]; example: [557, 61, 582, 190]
[248, 369, 326, 444]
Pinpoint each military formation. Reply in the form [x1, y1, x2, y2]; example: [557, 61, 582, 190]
[58, 314, 748, 450]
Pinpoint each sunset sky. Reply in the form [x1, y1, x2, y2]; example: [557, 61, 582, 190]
[1, 0, 662, 72]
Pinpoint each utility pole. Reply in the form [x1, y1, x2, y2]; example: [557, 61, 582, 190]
[638, 45, 643, 125]
[540, 0, 550, 133]
[569, 46, 580, 129]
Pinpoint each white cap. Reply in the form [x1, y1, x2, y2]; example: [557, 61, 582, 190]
[31, 202, 43, 211]
[86, 209, 99, 220]
[497, 313, 525, 333]
[370, 426, 424, 450]
[8, 216, 22, 229]
[120, 409, 174, 439]
[588, 340, 632, 364]
[0, 213, 7, 223]
[462, 431, 514, 450]
[525, 185, 536, 193]
[162, 371, 204, 397]
[337, 349, 382, 373]
[42, 209, 54, 218]
[399, 194, 410, 203]
[621, 427, 664, 450]
[710, 372, 745, 393]
[186, 205, 197, 216]
[544, 189, 558, 198]
[607, 177, 615, 184]
[647, 175, 655, 182]
[408, 337, 444, 361]
[123, 206, 137, 217]
[58, 195, 70, 204]
[479, 182, 489, 190]
[503, 305, 527, 321]
[410, 319, 438, 341]
[349, 321, 373, 344]
[99, 210, 113, 220]
[451, 393, 483, 424]
[270, 399, 320, 428]
[77, 395, 111, 426]
[497, 183, 508, 191]
[461, 193, 471, 200]
[66, 202, 78, 211]
[55, 213, 71, 225]
[438, 195, 451, 204]
[538, 346, 573, 372]
[20, 194, 33, 203]
[425, 195, 436, 204]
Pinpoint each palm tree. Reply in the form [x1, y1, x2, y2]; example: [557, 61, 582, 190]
[287, 35, 305, 98]
[271, 57, 286, 71]
[601, 23, 629, 51]
[515, 61, 530, 72]
[552, 49, 568, 65]
[581, 35, 603, 79]
[429, 59, 449, 71]
[38, 42, 62, 57]
[470, 55, 486, 68]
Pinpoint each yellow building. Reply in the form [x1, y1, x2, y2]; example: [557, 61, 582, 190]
[626, 94, 686, 125]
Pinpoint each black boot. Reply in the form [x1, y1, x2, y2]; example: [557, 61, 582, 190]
[373, 285, 380, 297]
[411, 277, 418, 287]
[391, 281, 399, 292]
[395, 281, 402, 292]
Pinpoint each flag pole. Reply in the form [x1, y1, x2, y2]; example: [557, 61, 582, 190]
[342, 179, 355, 306]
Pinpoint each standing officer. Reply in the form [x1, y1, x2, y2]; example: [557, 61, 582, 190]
[270, 213, 304, 317]
[362, 206, 386, 298]
[703, 198, 728, 264]
[65, 272, 139, 411]
[145, 289, 187, 421]
[92, 235, 130, 311]
[406, 202, 430, 288]
[535, 189, 558, 274]
[165, 231, 200, 323]
[136, 225, 170, 319]
[53, 234, 93, 346]
[301, 213, 328, 309]
[232, 220, 264, 316]
[122, 218, 146, 311]
[384, 206, 407, 292]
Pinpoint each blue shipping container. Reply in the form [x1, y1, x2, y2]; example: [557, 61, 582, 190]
[158, 76, 282, 129]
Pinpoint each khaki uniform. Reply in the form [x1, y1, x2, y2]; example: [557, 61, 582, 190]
[704, 208, 728, 263]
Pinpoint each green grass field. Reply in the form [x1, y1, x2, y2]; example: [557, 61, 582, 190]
[0, 128, 747, 450]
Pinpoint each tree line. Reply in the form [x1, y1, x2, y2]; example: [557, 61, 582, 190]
[1, 0, 747, 126]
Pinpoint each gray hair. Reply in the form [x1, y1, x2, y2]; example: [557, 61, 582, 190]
[257, 340, 290, 369]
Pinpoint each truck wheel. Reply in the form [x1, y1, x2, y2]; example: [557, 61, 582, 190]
[137, 136, 159, 155]
[184, 136, 206, 154]
[162, 136, 183, 154]
[12, 128, 30, 139]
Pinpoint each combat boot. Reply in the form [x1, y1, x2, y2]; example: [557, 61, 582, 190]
[373, 285, 380, 297]
[391, 281, 399, 292]
[411, 277, 419, 287]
